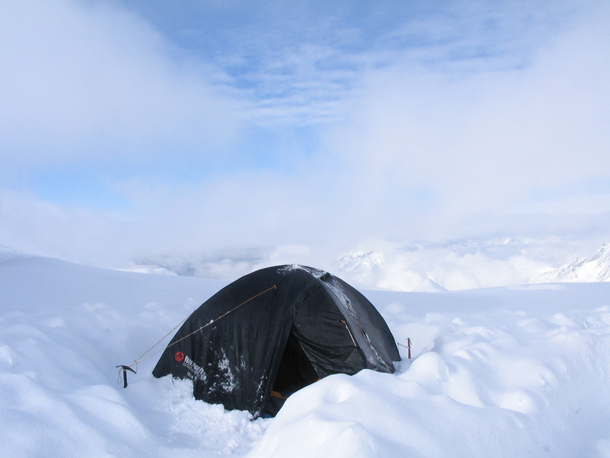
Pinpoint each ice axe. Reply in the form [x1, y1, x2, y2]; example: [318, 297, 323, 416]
[116, 365, 136, 388]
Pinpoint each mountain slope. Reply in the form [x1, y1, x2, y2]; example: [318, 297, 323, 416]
[538, 243, 610, 283]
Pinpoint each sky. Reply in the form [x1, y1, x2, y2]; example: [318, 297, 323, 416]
[1, 0, 609, 273]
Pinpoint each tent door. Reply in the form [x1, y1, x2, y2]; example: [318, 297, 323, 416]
[272, 330, 319, 395]
[264, 330, 319, 417]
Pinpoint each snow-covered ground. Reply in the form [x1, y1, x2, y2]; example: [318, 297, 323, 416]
[3, 245, 610, 457]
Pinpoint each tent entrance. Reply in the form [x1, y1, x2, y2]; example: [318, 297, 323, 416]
[273, 331, 319, 394]
[265, 331, 319, 416]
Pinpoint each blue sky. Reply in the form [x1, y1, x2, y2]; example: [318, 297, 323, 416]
[1, 0, 609, 267]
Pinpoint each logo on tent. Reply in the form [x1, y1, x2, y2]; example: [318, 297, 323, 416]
[183, 355, 206, 380]
[174, 351, 185, 362]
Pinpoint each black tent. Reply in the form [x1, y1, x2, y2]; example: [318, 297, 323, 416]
[152, 265, 400, 417]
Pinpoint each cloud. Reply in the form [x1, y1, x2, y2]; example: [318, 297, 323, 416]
[1, 0, 609, 284]
[319, 6, 610, 240]
[0, 0, 241, 171]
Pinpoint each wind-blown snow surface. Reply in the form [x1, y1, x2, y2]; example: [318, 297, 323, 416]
[3, 246, 610, 457]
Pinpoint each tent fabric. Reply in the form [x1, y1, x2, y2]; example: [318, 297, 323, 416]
[152, 265, 400, 417]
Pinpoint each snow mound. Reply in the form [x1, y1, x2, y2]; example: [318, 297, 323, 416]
[251, 302, 610, 457]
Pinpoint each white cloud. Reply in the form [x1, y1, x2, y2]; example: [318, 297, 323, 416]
[0, 0, 241, 169]
[1, 0, 609, 287]
[320, 7, 610, 240]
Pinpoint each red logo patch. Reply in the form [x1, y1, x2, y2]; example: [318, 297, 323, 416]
[175, 351, 185, 362]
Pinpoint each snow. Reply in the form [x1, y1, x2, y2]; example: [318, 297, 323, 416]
[538, 243, 610, 283]
[413, 277, 448, 293]
[3, 246, 610, 457]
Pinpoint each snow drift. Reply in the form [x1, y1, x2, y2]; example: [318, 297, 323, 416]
[2, 245, 610, 457]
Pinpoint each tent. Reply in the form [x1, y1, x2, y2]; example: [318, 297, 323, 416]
[152, 265, 400, 417]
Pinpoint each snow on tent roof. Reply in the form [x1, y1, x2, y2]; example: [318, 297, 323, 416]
[152, 265, 400, 417]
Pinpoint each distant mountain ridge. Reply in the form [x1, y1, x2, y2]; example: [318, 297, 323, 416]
[539, 243, 610, 283]
[336, 250, 384, 273]
[131, 240, 610, 291]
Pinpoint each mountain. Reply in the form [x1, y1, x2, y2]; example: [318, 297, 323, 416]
[412, 277, 448, 292]
[336, 250, 384, 274]
[124, 239, 608, 291]
[537, 243, 610, 283]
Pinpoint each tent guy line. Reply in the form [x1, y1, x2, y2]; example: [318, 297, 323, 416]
[117, 284, 278, 387]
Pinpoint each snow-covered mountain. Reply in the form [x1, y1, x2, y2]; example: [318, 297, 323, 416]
[336, 250, 384, 274]
[412, 277, 448, 292]
[131, 238, 608, 292]
[334, 238, 567, 291]
[537, 243, 610, 283]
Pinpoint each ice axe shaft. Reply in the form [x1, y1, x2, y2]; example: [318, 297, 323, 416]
[116, 365, 136, 388]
